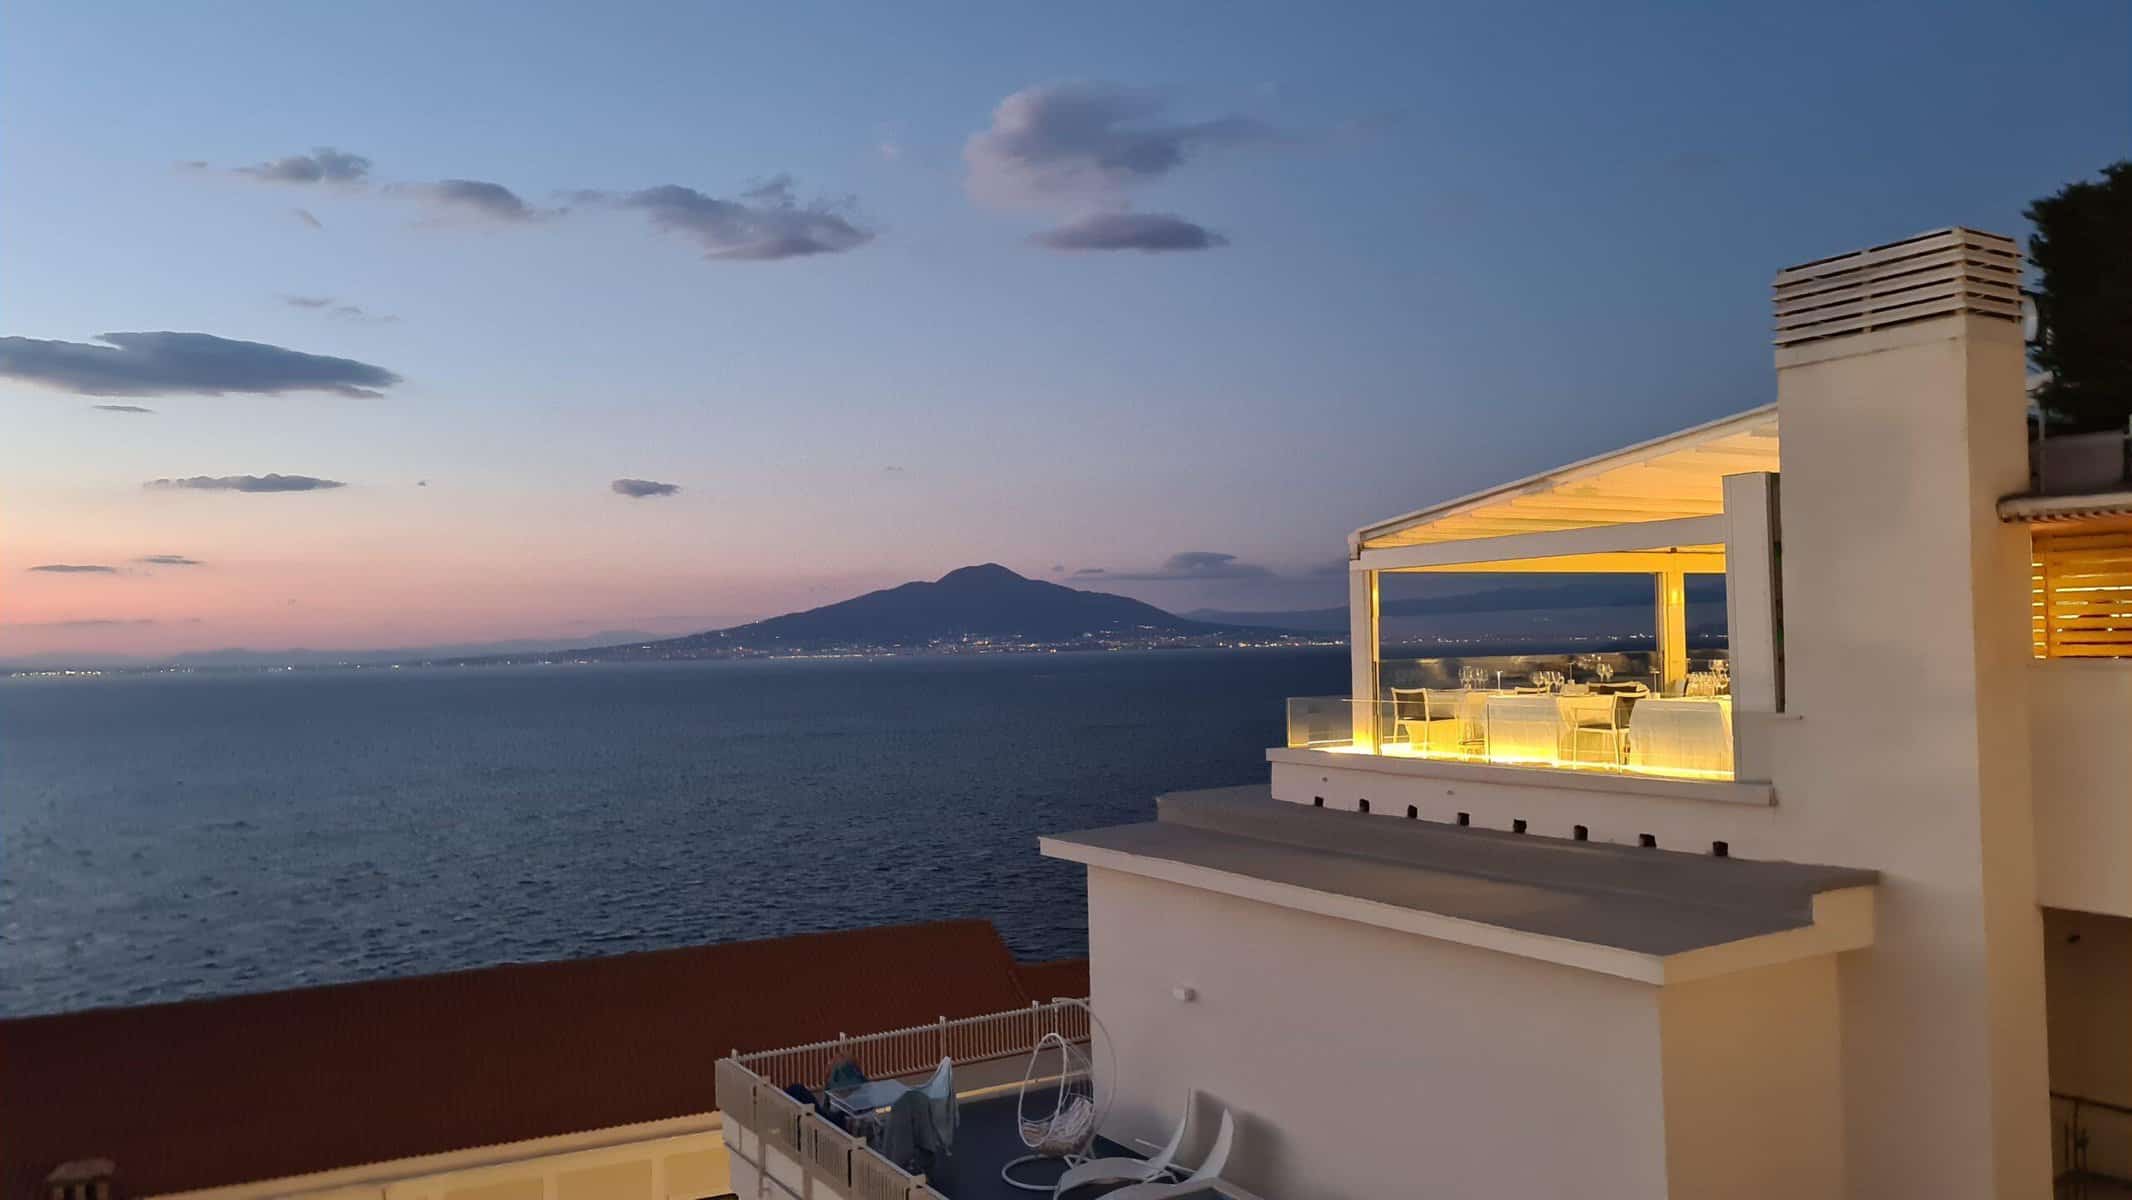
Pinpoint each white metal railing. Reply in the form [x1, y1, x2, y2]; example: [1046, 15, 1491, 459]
[719, 999, 1091, 1200]
[735, 998, 1089, 1090]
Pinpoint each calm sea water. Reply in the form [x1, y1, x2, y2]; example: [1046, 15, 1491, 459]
[0, 649, 1345, 1017]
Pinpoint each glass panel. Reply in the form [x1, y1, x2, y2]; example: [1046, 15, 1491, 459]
[1286, 696, 1359, 749]
[1290, 681, 1735, 780]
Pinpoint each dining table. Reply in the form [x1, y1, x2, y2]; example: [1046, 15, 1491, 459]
[1626, 695, 1734, 776]
[1481, 691, 1624, 765]
[1481, 693, 1562, 763]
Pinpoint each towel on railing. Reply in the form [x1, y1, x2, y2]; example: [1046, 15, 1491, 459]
[879, 1087, 950, 1176]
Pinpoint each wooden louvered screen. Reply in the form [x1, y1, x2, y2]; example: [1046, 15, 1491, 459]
[2033, 528, 2132, 658]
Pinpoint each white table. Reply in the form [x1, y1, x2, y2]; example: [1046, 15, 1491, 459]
[1483, 693, 1624, 766]
[1453, 690, 1492, 748]
[1484, 694, 1565, 764]
[1627, 696, 1734, 776]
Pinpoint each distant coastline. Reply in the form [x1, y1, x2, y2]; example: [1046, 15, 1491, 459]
[2, 560, 1725, 679]
[0, 633, 1340, 681]
[0, 628, 1737, 682]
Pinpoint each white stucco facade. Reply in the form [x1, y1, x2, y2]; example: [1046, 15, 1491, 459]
[1032, 227, 2132, 1199]
[1081, 866, 1850, 1200]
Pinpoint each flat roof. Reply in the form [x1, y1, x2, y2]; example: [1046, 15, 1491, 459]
[1043, 787, 1874, 983]
[1353, 404, 1777, 552]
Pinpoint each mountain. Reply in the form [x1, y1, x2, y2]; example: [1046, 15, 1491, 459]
[575, 564, 1256, 658]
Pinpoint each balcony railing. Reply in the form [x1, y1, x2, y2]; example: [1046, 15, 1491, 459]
[718, 1000, 1091, 1200]
[733, 1000, 1090, 1092]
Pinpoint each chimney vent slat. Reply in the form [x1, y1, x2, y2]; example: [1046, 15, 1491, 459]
[1772, 227, 2021, 347]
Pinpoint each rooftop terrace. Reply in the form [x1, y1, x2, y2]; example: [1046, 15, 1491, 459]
[716, 1000, 1263, 1200]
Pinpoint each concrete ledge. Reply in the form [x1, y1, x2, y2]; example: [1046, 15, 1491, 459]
[1267, 746, 1776, 807]
[1043, 789, 1876, 985]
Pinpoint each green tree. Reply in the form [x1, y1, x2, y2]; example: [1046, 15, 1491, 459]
[2027, 161, 2132, 432]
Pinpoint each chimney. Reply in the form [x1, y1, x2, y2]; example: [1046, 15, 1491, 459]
[1768, 226, 2047, 1199]
[1772, 226, 2021, 349]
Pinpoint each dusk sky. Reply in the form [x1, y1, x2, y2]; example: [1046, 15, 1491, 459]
[4, 1, 2126, 661]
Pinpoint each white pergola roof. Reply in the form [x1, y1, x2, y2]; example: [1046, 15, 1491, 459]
[1354, 405, 1780, 554]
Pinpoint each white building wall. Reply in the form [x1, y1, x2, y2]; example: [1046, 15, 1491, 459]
[2032, 659, 2132, 917]
[1769, 312, 2050, 1199]
[1086, 867, 1671, 1200]
[1658, 955, 1846, 1199]
[147, 1117, 730, 1200]
[1268, 752, 1780, 854]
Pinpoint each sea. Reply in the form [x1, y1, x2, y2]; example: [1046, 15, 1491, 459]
[0, 648, 1347, 1017]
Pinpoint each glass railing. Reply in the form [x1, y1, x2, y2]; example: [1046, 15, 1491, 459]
[1285, 695, 1361, 750]
[1285, 681, 1735, 781]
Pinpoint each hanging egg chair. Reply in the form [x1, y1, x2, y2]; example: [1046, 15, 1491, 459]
[999, 1019, 1101, 1191]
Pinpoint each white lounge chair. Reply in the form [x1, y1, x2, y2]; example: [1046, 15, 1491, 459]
[1050, 1093, 1193, 1197]
[1098, 1111, 1235, 1200]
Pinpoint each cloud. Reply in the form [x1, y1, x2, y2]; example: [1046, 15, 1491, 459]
[136, 554, 202, 566]
[1030, 211, 1226, 253]
[90, 403, 155, 414]
[330, 305, 393, 323]
[1073, 567, 1107, 576]
[280, 295, 396, 324]
[10, 617, 160, 628]
[965, 83, 1274, 210]
[1090, 552, 1273, 581]
[398, 178, 547, 223]
[611, 477, 680, 498]
[145, 474, 346, 493]
[211, 147, 372, 186]
[584, 177, 872, 261]
[0, 332, 401, 398]
[198, 150, 871, 261]
[27, 563, 116, 574]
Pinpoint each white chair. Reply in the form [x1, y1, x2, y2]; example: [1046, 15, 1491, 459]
[1098, 1112, 1236, 1200]
[1049, 1094, 1193, 1197]
[1005, 1033, 1097, 1191]
[1387, 687, 1431, 749]
[1566, 694, 1626, 769]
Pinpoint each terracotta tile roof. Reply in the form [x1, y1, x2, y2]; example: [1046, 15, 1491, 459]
[0, 919, 1074, 1200]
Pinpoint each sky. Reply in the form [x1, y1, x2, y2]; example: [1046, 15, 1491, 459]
[3, 1, 2127, 661]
